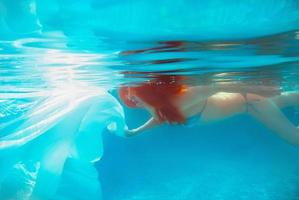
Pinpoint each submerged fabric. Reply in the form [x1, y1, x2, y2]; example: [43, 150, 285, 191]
[0, 92, 126, 199]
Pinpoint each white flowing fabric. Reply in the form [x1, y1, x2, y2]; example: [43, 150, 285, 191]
[0, 90, 126, 199]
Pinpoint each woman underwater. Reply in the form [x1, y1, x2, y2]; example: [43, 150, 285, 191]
[118, 75, 299, 146]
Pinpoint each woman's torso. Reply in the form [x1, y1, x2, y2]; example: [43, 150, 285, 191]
[176, 89, 247, 124]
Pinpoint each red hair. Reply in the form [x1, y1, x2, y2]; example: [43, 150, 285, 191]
[118, 75, 187, 124]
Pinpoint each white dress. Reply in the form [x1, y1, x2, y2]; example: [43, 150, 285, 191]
[0, 91, 126, 200]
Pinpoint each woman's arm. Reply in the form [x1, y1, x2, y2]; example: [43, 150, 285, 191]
[126, 117, 161, 137]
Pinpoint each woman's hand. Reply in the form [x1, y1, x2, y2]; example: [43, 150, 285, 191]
[124, 117, 161, 137]
[125, 128, 139, 137]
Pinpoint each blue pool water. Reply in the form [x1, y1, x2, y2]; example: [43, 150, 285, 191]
[1, 0, 299, 199]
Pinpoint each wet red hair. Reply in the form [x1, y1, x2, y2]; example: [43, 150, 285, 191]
[118, 75, 187, 124]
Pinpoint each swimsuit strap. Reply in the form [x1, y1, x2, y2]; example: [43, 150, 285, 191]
[242, 93, 260, 113]
[242, 93, 249, 112]
[199, 98, 208, 115]
[185, 99, 208, 127]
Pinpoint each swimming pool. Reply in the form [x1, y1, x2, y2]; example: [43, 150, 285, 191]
[0, 0, 299, 199]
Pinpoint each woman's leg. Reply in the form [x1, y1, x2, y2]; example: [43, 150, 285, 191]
[200, 92, 299, 146]
[271, 92, 299, 109]
[247, 93, 299, 146]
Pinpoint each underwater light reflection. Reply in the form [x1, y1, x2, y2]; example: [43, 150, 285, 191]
[0, 45, 109, 149]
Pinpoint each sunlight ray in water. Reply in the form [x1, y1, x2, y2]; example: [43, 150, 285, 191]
[0, 42, 110, 149]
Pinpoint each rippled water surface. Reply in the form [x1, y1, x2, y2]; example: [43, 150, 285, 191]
[1, 31, 299, 114]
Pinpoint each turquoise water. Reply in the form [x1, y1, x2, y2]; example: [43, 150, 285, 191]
[1, 0, 299, 199]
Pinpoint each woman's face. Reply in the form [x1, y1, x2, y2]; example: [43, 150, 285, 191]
[119, 86, 144, 108]
[128, 95, 144, 108]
